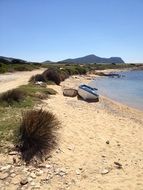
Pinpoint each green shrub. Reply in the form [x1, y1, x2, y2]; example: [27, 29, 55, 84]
[19, 84, 56, 97]
[18, 109, 59, 162]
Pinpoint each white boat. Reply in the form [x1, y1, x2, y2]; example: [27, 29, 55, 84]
[78, 84, 99, 102]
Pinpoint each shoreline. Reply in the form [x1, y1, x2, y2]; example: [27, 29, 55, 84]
[89, 69, 143, 112]
[69, 73, 143, 113]
[84, 74, 142, 113]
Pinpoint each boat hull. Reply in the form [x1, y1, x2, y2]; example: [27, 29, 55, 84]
[78, 85, 99, 102]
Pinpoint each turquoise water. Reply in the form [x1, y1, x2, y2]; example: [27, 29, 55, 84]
[89, 70, 143, 111]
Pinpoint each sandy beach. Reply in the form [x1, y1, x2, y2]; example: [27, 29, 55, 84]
[0, 73, 143, 190]
[40, 75, 143, 190]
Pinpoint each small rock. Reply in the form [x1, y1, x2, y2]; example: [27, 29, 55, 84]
[0, 172, 9, 180]
[67, 145, 75, 151]
[45, 164, 51, 169]
[5, 182, 10, 185]
[76, 170, 81, 175]
[34, 184, 41, 189]
[10, 173, 16, 178]
[30, 172, 36, 179]
[46, 174, 53, 181]
[12, 175, 21, 185]
[36, 169, 44, 176]
[101, 169, 109, 175]
[13, 157, 17, 164]
[30, 182, 35, 186]
[0, 165, 11, 172]
[8, 151, 18, 155]
[20, 178, 28, 186]
[27, 177, 33, 182]
[9, 169, 15, 174]
[38, 164, 46, 169]
[114, 162, 122, 169]
[106, 140, 110, 144]
[55, 168, 67, 176]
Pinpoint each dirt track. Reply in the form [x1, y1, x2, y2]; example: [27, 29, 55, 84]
[0, 69, 45, 93]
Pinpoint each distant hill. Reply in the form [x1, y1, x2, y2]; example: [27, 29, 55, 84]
[42, 60, 55, 64]
[0, 56, 27, 64]
[62, 54, 125, 64]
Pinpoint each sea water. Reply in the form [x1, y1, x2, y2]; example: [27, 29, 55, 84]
[89, 70, 143, 111]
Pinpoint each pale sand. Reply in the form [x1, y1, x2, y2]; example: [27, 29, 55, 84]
[40, 75, 143, 190]
[0, 72, 143, 189]
[0, 68, 46, 93]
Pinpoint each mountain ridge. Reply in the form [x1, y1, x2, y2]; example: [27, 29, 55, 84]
[62, 54, 125, 64]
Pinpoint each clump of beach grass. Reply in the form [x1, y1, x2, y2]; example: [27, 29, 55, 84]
[18, 109, 60, 162]
[0, 89, 25, 106]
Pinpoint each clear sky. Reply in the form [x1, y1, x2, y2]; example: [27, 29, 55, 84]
[0, 0, 143, 63]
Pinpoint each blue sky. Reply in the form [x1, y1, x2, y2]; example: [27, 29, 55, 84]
[0, 0, 143, 63]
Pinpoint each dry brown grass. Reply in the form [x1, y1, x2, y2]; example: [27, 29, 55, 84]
[43, 69, 61, 85]
[18, 109, 60, 162]
[0, 89, 25, 104]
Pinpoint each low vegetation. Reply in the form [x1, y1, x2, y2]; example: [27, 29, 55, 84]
[18, 109, 59, 162]
[0, 89, 25, 106]
[0, 62, 41, 73]
[0, 83, 57, 149]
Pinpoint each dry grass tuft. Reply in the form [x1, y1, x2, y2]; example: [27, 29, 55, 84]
[0, 89, 25, 104]
[18, 109, 60, 162]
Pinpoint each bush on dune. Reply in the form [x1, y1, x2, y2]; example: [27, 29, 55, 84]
[29, 74, 46, 83]
[18, 109, 60, 162]
[0, 89, 25, 105]
[42, 69, 61, 85]
[59, 70, 69, 81]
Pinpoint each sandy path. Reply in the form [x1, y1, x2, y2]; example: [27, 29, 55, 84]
[0, 69, 45, 93]
[40, 76, 143, 190]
